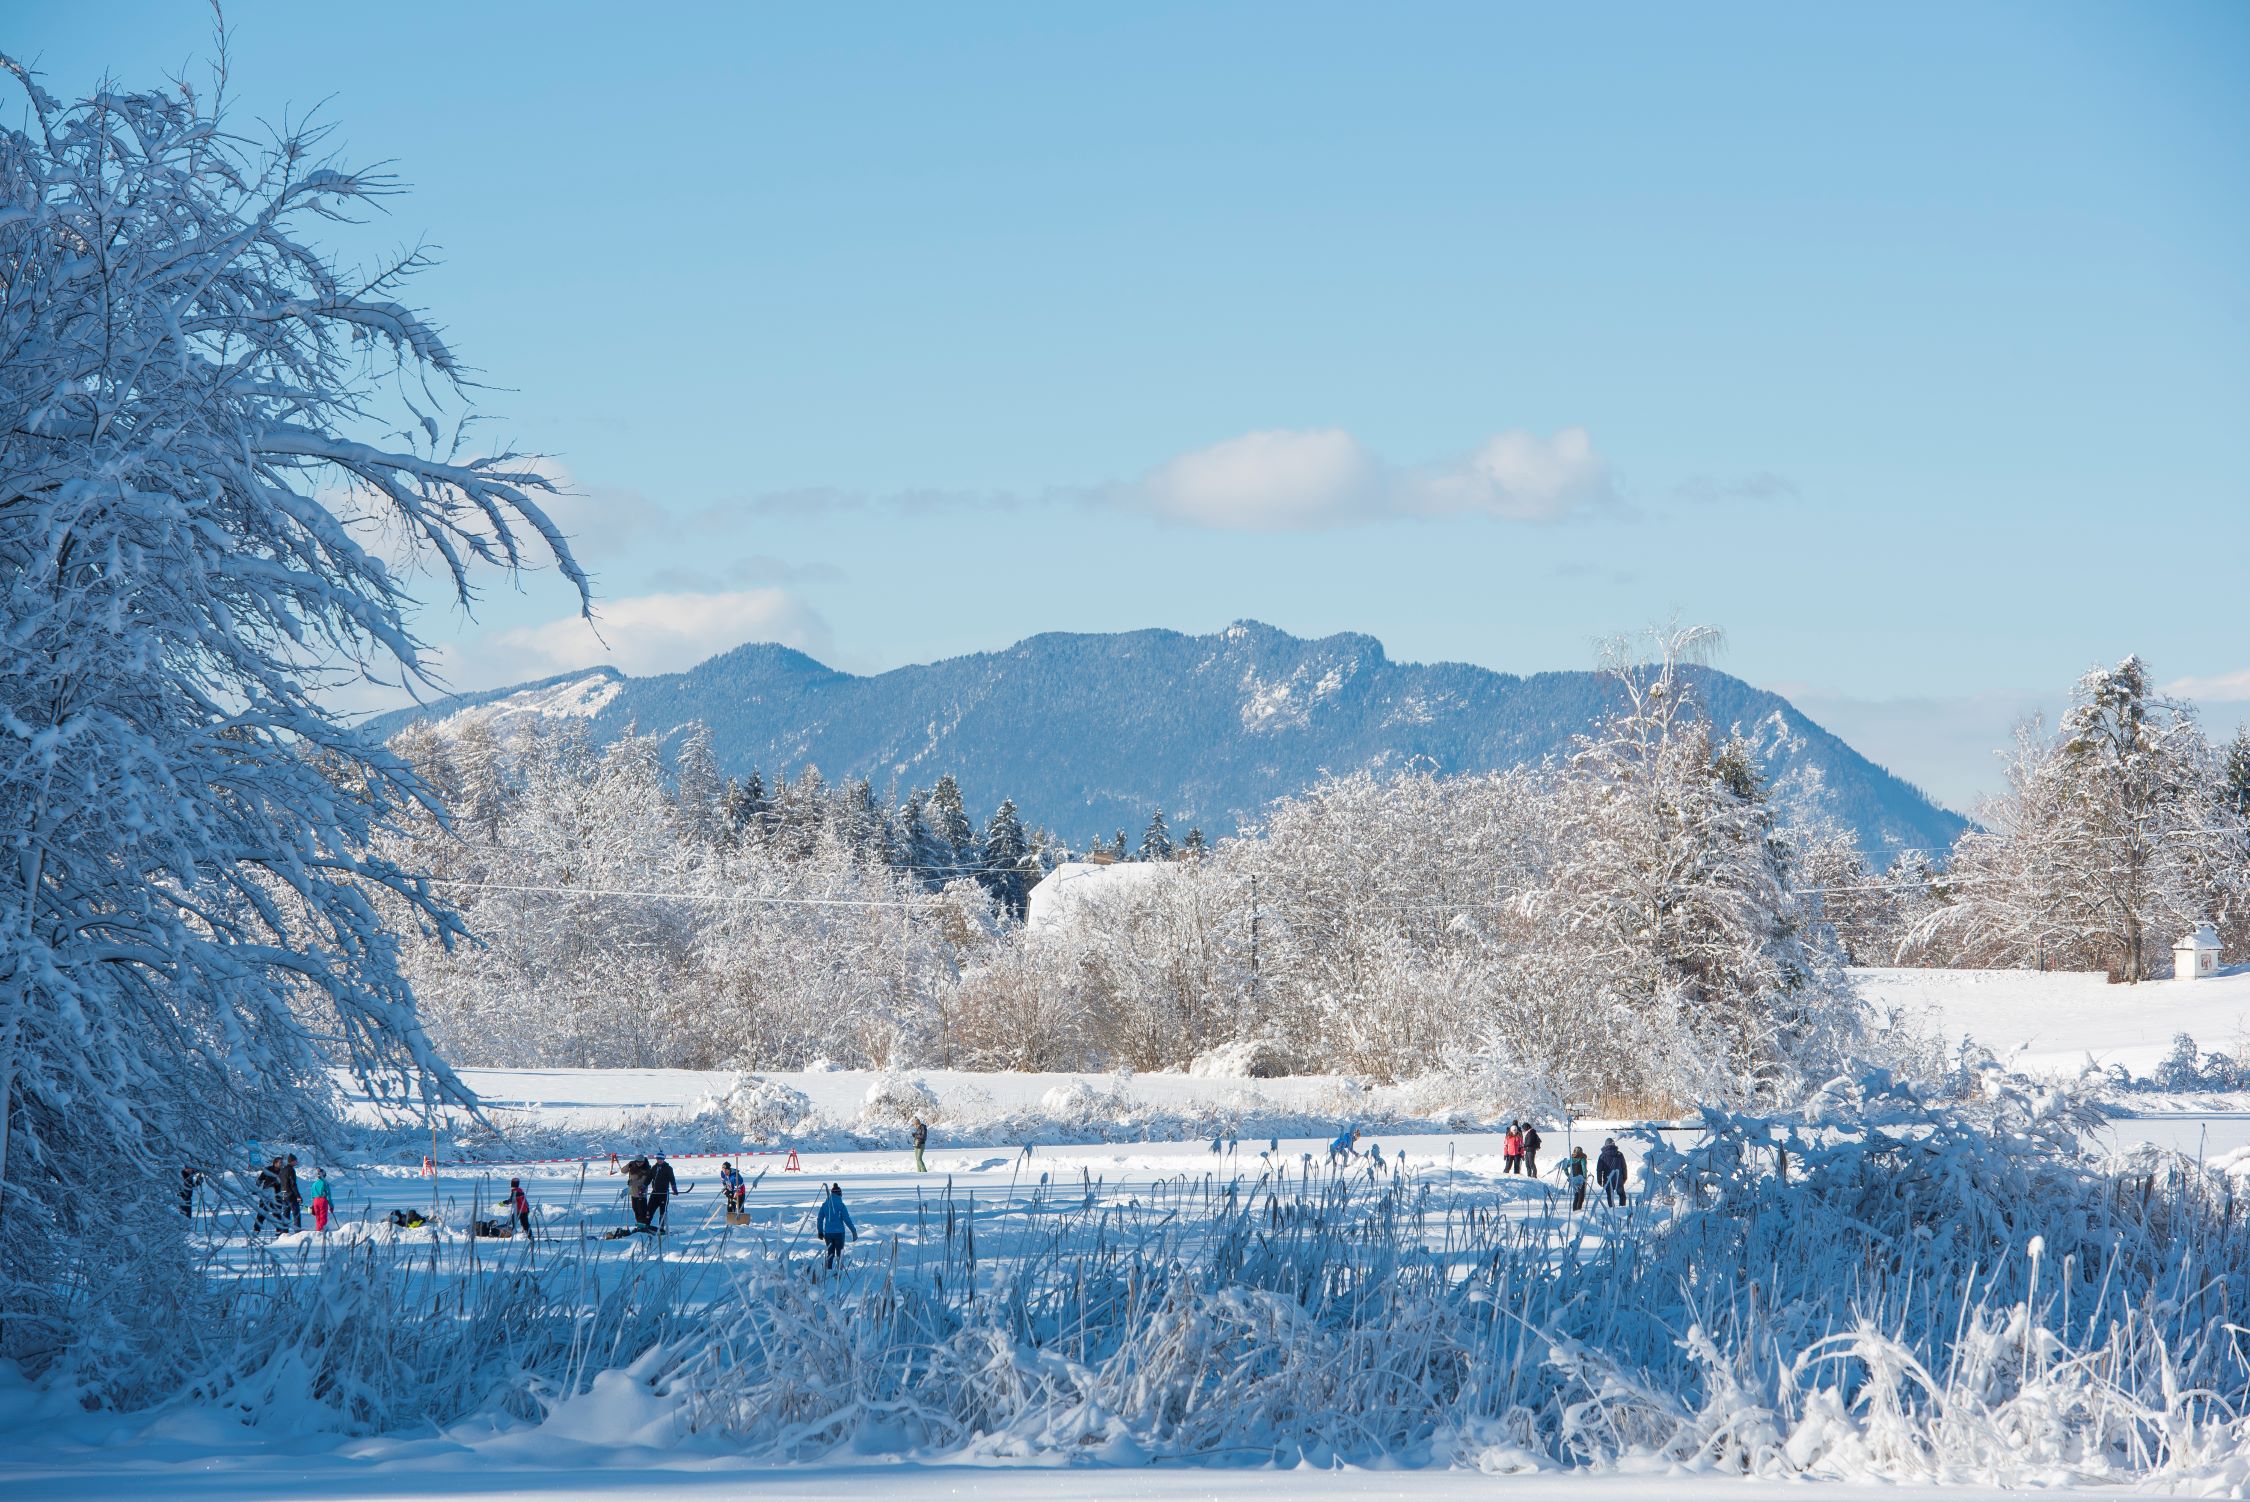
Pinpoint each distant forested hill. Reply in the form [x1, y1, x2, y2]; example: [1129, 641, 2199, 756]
[367, 621, 1964, 859]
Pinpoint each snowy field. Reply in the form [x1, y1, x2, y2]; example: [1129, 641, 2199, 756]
[1859, 964, 2250, 1077]
[14, 969, 2250, 1500]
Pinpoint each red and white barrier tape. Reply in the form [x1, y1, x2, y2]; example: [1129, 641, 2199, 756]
[421, 1147, 798, 1169]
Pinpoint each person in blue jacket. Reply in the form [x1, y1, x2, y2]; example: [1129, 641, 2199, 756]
[816, 1183, 858, 1269]
[1326, 1126, 1361, 1167]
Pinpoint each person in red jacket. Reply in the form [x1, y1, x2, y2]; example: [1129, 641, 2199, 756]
[509, 1178, 533, 1239]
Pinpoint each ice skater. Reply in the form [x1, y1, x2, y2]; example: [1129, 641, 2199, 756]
[1326, 1126, 1361, 1167]
[1563, 1146, 1589, 1211]
[1521, 1122, 1542, 1178]
[647, 1151, 679, 1229]
[510, 1177, 533, 1238]
[911, 1117, 929, 1173]
[816, 1182, 859, 1270]
[306, 1168, 333, 1233]
[1597, 1139, 1629, 1207]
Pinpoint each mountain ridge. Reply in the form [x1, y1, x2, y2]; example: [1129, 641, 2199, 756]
[367, 621, 1965, 860]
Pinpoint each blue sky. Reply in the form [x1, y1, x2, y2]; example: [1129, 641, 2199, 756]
[14, 3, 2249, 808]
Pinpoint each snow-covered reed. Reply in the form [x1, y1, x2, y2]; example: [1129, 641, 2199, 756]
[137, 1069, 2250, 1487]
[137, 1233, 691, 1434]
[646, 1070, 2250, 1485]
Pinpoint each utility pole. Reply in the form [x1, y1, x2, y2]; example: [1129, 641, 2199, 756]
[1248, 874, 1260, 1006]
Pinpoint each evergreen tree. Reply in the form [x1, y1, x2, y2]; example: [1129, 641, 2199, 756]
[1140, 809, 1175, 862]
[2227, 726, 2250, 819]
[721, 771, 770, 845]
[836, 777, 885, 860]
[1114, 829, 1131, 862]
[896, 789, 940, 886]
[776, 763, 827, 857]
[1182, 826, 1207, 858]
[981, 799, 1035, 919]
[672, 723, 725, 846]
[927, 774, 977, 876]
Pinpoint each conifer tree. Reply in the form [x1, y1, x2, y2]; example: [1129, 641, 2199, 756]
[928, 775, 977, 876]
[1140, 809, 1175, 862]
[2226, 726, 2250, 819]
[672, 723, 725, 846]
[981, 799, 1035, 919]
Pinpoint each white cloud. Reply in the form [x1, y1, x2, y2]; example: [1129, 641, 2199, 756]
[1130, 425, 1616, 531]
[1141, 428, 1380, 530]
[482, 588, 834, 681]
[1406, 427, 1615, 523]
[2164, 669, 2250, 704]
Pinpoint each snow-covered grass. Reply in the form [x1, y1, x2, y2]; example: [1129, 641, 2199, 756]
[25, 1066, 2250, 1496]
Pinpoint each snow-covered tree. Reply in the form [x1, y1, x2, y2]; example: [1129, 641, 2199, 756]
[0, 55, 581, 1388]
[1916, 659, 2249, 980]
[1140, 809, 1174, 862]
[2224, 725, 2250, 820]
[979, 798, 1035, 919]
[671, 723, 726, 846]
[1549, 626, 1854, 1101]
[926, 775, 976, 878]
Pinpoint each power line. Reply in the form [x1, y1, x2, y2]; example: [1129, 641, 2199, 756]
[423, 878, 935, 911]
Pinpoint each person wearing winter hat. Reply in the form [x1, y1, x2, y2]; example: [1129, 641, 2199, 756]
[647, 1151, 679, 1229]
[1596, 1138, 1629, 1208]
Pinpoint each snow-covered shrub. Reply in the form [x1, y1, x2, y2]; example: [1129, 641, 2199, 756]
[2149, 1032, 2250, 1092]
[1188, 1038, 1302, 1078]
[935, 1082, 995, 1124]
[1400, 1058, 1559, 1127]
[709, 1074, 814, 1142]
[858, 1072, 938, 1130]
[1037, 1079, 1107, 1126]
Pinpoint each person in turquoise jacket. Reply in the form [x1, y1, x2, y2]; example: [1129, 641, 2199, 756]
[815, 1183, 858, 1270]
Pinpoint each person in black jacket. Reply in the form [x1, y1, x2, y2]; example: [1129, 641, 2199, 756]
[1521, 1124, 1543, 1178]
[911, 1117, 928, 1173]
[622, 1155, 654, 1227]
[1596, 1139, 1629, 1207]
[280, 1153, 304, 1230]
[254, 1158, 284, 1236]
[647, 1151, 679, 1228]
[179, 1166, 203, 1218]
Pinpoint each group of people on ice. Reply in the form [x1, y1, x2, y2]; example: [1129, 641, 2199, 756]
[619, 1151, 682, 1229]
[1328, 1122, 1631, 1211]
[232, 1153, 335, 1236]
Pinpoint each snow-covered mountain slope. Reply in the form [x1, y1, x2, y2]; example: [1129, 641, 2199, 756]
[367, 622, 1966, 858]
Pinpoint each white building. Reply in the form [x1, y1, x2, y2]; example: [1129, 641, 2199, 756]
[1025, 860, 1177, 935]
[2174, 921, 2222, 981]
